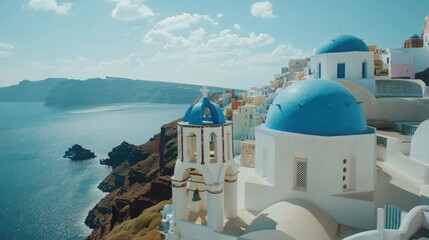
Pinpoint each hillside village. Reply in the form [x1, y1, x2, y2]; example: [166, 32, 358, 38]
[159, 16, 429, 240]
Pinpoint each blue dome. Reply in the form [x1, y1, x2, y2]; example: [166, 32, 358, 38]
[183, 97, 226, 125]
[409, 34, 420, 39]
[265, 79, 368, 136]
[314, 34, 369, 55]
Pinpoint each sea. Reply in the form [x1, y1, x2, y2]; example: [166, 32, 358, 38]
[0, 102, 188, 240]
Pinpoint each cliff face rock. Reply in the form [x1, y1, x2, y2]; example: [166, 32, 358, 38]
[44, 77, 228, 107]
[100, 141, 149, 168]
[0, 78, 67, 102]
[85, 120, 179, 240]
[63, 144, 96, 160]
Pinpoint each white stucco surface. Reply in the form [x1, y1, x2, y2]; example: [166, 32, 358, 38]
[410, 120, 429, 165]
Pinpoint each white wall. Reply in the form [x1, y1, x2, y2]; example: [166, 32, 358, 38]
[311, 51, 374, 81]
[233, 106, 256, 140]
[386, 47, 429, 73]
[379, 134, 429, 185]
[339, 80, 429, 125]
[344, 205, 429, 240]
[410, 120, 429, 165]
[246, 126, 376, 229]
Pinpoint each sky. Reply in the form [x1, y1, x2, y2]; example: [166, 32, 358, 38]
[0, 0, 428, 89]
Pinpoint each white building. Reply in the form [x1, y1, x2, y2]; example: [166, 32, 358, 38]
[169, 90, 239, 239]
[166, 82, 391, 240]
[308, 34, 429, 127]
[246, 79, 376, 230]
[164, 33, 429, 240]
[311, 34, 376, 94]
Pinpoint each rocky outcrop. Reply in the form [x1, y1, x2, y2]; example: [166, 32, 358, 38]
[85, 120, 179, 240]
[99, 141, 149, 168]
[63, 144, 96, 160]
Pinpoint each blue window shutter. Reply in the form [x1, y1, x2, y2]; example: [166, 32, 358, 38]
[362, 62, 367, 78]
[337, 63, 345, 78]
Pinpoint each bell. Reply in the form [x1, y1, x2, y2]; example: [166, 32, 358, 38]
[192, 188, 201, 202]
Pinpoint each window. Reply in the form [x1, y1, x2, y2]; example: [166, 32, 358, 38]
[337, 63, 345, 78]
[362, 61, 367, 78]
[294, 158, 307, 191]
[318, 63, 321, 78]
[387, 57, 390, 64]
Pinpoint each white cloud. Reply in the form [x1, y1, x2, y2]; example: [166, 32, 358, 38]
[233, 24, 241, 30]
[0, 51, 13, 58]
[0, 42, 15, 49]
[250, 1, 276, 18]
[143, 28, 173, 44]
[217, 13, 224, 18]
[28, 53, 144, 81]
[0, 42, 14, 58]
[111, 0, 155, 21]
[27, 0, 72, 15]
[203, 29, 273, 49]
[163, 28, 207, 49]
[157, 13, 218, 31]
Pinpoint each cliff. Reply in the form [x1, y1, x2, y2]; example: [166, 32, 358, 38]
[0, 78, 67, 102]
[85, 120, 179, 240]
[44, 77, 226, 107]
[0, 77, 229, 107]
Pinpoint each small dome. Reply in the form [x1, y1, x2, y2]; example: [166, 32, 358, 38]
[409, 34, 420, 39]
[183, 97, 225, 125]
[314, 34, 369, 55]
[265, 79, 368, 136]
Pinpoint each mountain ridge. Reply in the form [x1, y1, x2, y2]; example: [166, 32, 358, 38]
[0, 77, 234, 107]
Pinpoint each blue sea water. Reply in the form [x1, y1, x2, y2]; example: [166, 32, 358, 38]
[0, 102, 188, 240]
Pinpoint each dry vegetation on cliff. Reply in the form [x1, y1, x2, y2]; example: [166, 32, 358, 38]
[105, 200, 171, 240]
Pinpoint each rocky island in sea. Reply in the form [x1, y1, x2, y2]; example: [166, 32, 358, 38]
[63, 144, 96, 161]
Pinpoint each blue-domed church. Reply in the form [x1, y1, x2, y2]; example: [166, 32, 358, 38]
[245, 78, 376, 231]
[311, 34, 377, 94]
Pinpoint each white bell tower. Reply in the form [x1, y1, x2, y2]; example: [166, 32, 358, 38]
[170, 88, 238, 236]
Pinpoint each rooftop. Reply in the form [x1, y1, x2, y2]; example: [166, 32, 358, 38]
[314, 34, 370, 55]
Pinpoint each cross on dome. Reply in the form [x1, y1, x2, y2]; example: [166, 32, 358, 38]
[200, 86, 209, 98]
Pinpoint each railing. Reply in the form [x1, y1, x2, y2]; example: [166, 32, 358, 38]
[401, 124, 418, 135]
[377, 136, 387, 148]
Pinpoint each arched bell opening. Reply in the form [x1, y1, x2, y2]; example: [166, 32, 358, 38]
[203, 107, 214, 124]
[186, 169, 208, 225]
[187, 132, 197, 163]
[209, 132, 218, 164]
